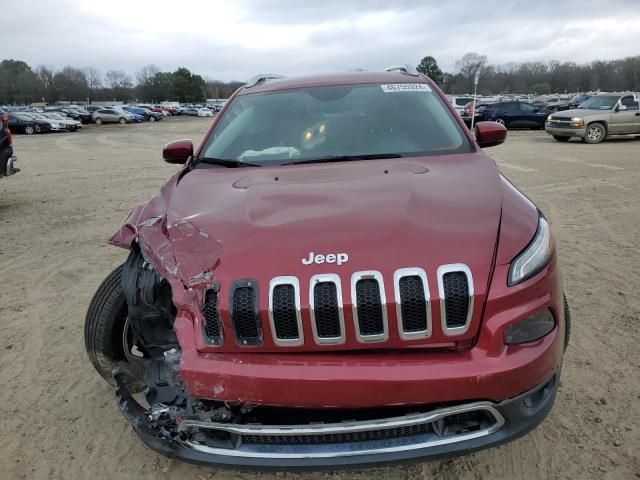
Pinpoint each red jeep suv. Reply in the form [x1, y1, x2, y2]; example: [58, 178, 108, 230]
[85, 65, 569, 469]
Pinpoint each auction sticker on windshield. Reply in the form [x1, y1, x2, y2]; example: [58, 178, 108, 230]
[381, 83, 432, 93]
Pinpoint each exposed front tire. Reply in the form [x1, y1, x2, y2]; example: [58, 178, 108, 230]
[24, 125, 35, 135]
[584, 122, 606, 144]
[553, 135, 571, 142]
[84, 265, 145, 386]
[119, 117, 126, 124]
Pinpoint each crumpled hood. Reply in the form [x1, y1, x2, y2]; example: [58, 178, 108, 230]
[163, 154, 503, 291]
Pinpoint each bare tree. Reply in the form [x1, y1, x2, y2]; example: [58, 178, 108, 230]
[455, 52, 488, 92]
[84, 67, 101, 102]
[105, 70, 132, 89]
[136, 64, 160, 86]
[35, 65, 55, 101]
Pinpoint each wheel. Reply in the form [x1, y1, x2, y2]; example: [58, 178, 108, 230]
[95, 117, 103, 125]
[564, 295, 571, 350]
[494, 118, 507, 127]
[149, 115, 156, 122]
[553, 135, 571, 142]
[118, 117, 126, 124]
[35, 125, 41, 133]
[84, 264, 146, 386]
[584, 122, 606, 144]
[24, 125, 35, 135]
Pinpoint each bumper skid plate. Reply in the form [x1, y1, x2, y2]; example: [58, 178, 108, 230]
[114, 370, 559, 470]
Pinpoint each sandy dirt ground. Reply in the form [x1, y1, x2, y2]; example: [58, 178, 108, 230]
[1, 117, 639, 479]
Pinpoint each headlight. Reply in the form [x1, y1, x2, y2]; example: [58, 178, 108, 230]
[504, 309, 555, 345]
[570, 117, 584, 127]
[508, 215, 554, 286]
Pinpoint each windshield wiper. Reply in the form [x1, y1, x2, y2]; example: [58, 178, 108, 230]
[291, 153, 404, 165]
[198, 157, 263, 168]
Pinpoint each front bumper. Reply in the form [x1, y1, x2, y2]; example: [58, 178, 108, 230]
[545, 124, 587, 137]
[115, 371, 559, 470]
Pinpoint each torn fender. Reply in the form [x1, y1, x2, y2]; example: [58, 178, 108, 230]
[109, 172, 222, 307]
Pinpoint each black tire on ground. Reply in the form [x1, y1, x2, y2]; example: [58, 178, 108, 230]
[84, 264, 145, 386]
[24, 125, 35, 135]
[118, 117, 126, 124]
[584, 122, 606, 144]
[553, 135, 571, 142]
[564, 295, 571, 350]
[95, 117, 103, 125]
[494, 117, 507, 127]
[149, 115, 156, 122]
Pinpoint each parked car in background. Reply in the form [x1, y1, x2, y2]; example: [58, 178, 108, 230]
[545, 93, 640, 143]
[7, 112, 52, 134]
[67, 108, 92, 124]
[43, 112, 83, 131]
[461, 101, 494, 126]
[482, 101, 550, 129]
[449, 96, 475, 115]
[181, 107, 200, 116]
[197, 107, 213, 117]
[1, 112, 18, 178]
[27, 113, 68, 132]
[85, 105, 102, 114]
[568, 95, 591, 109]
[92, 108, 132, 125]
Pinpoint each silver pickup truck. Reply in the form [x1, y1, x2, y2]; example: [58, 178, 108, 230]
[545, 93, 640, 143]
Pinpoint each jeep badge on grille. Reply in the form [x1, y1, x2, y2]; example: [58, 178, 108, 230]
[302, 252, 349, 266]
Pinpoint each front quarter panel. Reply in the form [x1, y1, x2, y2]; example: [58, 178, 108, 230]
[495, 175, 539, 266]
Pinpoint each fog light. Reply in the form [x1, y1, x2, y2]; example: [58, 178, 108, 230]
[504, 309, 555, 345]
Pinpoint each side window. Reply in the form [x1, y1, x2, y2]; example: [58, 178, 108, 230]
[519, 103, 538, 113]
[621, 96, 639, 110]
[503, 103, 519, 114]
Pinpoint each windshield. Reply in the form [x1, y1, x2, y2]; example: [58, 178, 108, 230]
[578, 95, 620, 110]
[199, 83, 471, 166]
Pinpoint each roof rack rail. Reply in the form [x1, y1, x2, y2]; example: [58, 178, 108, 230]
[245, 74, 286, 88]
[384, 64, 420, 77]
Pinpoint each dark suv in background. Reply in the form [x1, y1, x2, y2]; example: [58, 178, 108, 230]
[482, 101, 551, 129]
[1, 113, 18, 178]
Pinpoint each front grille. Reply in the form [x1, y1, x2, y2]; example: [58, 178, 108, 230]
[442, 272, 470, 328]
[202, 289, 222, 344]
[231, 282, 262, 345]
[271, 284, 299, 340]
[242, 423, 433, 445]
[208, 266, 474, 348]
[552, 116, 572, 121]
[398, 276, 428, 333]
[355, 278, 384, 336]
[313, 282, 341, 338]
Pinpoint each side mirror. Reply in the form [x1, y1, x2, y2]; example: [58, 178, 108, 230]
[475, 121, 507, 148]
[163, 139, 193, 164]
[616, 104, 627, 112]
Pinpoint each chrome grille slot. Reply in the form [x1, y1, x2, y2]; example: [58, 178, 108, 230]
[394, 268, 431, 340]
[202, 289, 223, 345]
[310, 274, 345, 345]
[268, 277, 303, 346]
[351, 271, 388, 342]
[230, 280, 262, 346]
[437, 264, 474, 336]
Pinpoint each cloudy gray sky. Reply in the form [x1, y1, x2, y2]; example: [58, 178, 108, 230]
[4, 0, 640, 81]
